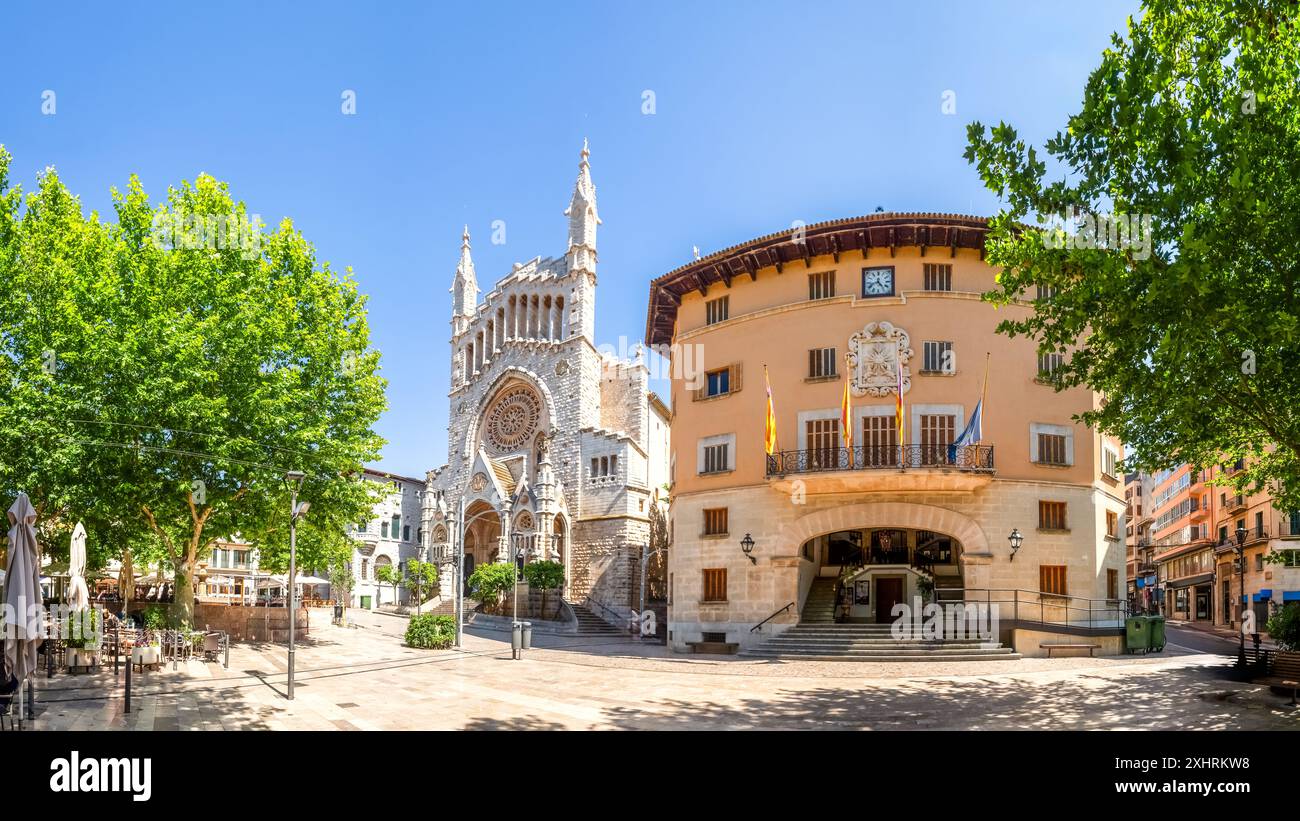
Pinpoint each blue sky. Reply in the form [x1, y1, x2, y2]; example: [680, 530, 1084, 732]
[1, 0, 1136, 478]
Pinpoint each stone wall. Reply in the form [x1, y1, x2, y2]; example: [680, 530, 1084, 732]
[191, 604, 309, 643]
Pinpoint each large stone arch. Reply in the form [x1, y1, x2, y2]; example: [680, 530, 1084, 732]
[778, 501, 992, 561]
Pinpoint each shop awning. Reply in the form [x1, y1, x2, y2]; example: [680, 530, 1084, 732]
[1166, 573, 1214, 590]
[1284, 591, 1300, 603]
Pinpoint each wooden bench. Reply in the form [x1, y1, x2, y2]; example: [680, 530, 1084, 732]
[1041, 642, 1100, 658]
[1256, 652, 1300, 706]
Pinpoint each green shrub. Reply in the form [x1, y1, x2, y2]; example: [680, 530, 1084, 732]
[467, 563, 517, 599]
[405, 614, 456, 649]
[1267, 605, 1300, 651]
[143, 606, 168, 631]
[522, 560, 564, 589]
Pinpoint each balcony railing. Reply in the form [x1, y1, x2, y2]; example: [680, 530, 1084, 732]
[765, 444, 995, 477]
[1279, 514, 1300, 538]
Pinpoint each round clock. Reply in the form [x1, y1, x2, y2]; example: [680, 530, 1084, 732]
[862, 267, 894, 296]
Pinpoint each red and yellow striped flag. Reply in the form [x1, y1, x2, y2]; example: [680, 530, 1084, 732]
[764, 365, 779, 456]
[895, 351, 906, 446]
[841, 361, 853, 451]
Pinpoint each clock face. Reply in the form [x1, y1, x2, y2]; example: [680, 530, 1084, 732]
[862, 267, 894, 296]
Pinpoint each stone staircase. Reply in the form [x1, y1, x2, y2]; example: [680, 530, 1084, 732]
[801, 578, 838, 623]
[741, 623, 1020, 661]
[746, 576, 1018, 661]
[568, 602, 629, 637]
[426, 596, 478, 617]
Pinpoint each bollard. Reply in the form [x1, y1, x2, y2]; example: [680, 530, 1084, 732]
[522, 621, 532, 651]
[511, 621, 522, 660]
[114, 626, 120, 676]
[26, 678, 34, 721]
[124, 655, 132, 714]
[223, 631, 230, 669]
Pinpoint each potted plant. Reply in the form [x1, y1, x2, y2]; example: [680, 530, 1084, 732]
[65, 608, 101, 672]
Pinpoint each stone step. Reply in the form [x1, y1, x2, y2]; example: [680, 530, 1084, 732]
[739, 650, 1022, 662]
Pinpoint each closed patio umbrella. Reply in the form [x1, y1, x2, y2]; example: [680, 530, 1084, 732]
[4, 493, 45, 685]
[67, 521, 90, 612]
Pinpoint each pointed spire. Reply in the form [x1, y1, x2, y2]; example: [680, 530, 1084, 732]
[565, 139, 600, 266]
[451, 225, 478, 319]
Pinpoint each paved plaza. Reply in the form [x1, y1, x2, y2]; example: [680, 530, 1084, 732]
[22, 614, 1300, 731]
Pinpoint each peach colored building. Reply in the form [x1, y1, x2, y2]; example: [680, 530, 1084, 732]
[645, 214, 1127, 654]
[1205, 461, 1300, 632]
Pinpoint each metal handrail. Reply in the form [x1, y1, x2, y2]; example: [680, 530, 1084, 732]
[934, 586, 1129, 630]
[765, 444, 995, 477]
[750, 601, 795, 633]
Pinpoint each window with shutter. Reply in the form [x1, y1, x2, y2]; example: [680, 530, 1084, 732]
[1040, 565, 1067, 596]
[1039, 501, 1068, 530]
[863, 416, 898, 466]
[920, 414, 955, 465]
[805, 419, 840, 470]
[702, 569, 728, 602]
[923, 263, 952, 291]
[1036, 433, 1068, 465]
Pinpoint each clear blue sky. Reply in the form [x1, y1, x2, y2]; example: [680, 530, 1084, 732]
[2, 0, 1136, 478]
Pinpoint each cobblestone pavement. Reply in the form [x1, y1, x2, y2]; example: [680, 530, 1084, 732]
[21, 617, 1300, 731]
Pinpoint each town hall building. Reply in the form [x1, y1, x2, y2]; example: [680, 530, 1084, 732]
[420, 143, 670, 624]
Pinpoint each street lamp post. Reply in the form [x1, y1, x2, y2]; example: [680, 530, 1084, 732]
[285, 470, 310, 701]
[1235, 525, 1247, 669]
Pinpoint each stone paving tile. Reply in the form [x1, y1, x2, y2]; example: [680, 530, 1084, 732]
[15, 618, 1300, 731]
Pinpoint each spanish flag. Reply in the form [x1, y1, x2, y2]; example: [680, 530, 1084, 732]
[841, 357, 853, 451]
[763, 365, 779, 455]
[895, 352, 906, 446]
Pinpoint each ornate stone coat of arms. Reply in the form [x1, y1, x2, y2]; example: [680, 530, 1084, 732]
[846, 321, 912, 397]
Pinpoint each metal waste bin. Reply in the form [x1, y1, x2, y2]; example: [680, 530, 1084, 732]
[1125, 615, 1151, 653]
[511, 621, 522, 655]
[333, 604, 344, 624]
[1147, 615, 1166, 652]
[521, 621, 532, 650]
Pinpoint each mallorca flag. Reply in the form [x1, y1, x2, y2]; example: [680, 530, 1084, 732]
[841, 368, 853, 450]
[895, 355, 906, 446]
[764, 365, 779, 455]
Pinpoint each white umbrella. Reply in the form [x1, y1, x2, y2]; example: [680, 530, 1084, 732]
[4, 493, 45, 684]
[66, 521, 90, 611]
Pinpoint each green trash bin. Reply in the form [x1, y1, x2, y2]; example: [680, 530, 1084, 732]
[1147, 615, 1166, 652]
[1125, 615, 1151, 654]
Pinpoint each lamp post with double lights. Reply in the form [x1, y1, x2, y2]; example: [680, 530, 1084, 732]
[285, 470, 310, 701]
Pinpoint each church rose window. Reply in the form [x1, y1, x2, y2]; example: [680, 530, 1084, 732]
[485, 385, 543, 451]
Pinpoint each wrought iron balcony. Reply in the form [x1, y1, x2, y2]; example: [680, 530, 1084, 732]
[765, 444, 995, 477]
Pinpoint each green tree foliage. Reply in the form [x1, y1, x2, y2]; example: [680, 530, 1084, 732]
[467, 562, 516, 612]
[964, 1, 1300, 509]
[1266, 605, 1300, 651]
[522, 559, 564, 618]
[0, 149, 387, 624]
[404, 559, 439, 602]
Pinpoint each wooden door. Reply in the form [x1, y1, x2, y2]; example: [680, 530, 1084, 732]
[875, 577, 905, 623]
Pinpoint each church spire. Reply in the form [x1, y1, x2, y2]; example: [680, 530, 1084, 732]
[564, 139, 600, 274]
[451, 225, 478, 319]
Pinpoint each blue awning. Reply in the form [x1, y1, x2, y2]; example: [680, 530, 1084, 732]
[1252, 593, 1266, 602]
[1258, 589, 1272, 599]
[1284, 591, 1300, 603]
[1136, 577, 1146, 589]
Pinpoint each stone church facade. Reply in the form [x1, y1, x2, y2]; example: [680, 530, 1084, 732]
[420, 143, 670, 622]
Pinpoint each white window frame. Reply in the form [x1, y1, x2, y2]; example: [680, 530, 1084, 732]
[696, 433, 737, 475]
[1030, 422, 1075, 467]
[1102, 445, 1119, 479]
[796, 409, 840, 451]
[911, 404, 964, 445]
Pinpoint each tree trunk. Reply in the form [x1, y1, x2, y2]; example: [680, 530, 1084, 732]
[172, 561, 196, 627]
